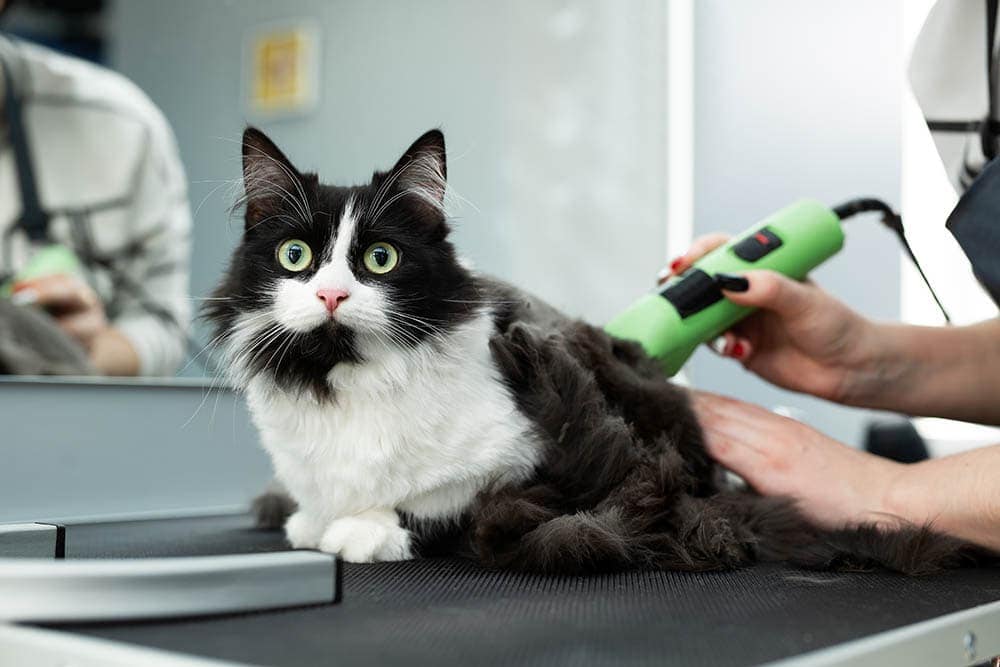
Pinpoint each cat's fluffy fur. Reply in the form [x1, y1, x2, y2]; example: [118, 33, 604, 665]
[211, 127, 990, 575]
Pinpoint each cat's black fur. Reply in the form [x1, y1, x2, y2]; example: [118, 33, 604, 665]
[225, 127, 992, 576]
[465, 318, 988, 574]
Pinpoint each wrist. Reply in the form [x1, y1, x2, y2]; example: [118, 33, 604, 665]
[883, 457, 972, 535]
[841, 321, 998, 421]
[837, 319, 908, 407]
[878, 459, 923, 526]
[881, 448, 1000, 551]
[89, 327, 141, 376]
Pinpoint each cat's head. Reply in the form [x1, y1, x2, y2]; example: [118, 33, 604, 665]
[206, 127, 478, 397]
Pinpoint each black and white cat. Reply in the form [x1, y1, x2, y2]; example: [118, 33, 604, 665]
[209, 127, 986, 574]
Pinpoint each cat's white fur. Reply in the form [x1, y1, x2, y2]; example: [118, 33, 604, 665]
[234, 199, 540, 562]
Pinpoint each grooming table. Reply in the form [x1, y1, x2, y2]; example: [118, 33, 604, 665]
[0, 513, 998, 666]
[2, 379, 998, 666]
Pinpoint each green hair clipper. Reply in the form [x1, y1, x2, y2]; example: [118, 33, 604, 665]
[605, 199, 846, 376]
[1, 244, 83, 297]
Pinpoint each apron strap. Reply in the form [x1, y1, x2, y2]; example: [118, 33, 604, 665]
[1, 54, 49, 242]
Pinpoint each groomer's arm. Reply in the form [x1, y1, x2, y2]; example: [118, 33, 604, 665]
[889, 443, 1000, 550]
[693, 392, 1000, 552]
[858, 319, 1000, 425]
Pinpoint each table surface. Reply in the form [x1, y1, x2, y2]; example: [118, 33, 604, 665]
[42, 514, 1000, 667]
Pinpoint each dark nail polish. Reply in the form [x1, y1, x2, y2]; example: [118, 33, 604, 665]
[715, 273, 749, 292]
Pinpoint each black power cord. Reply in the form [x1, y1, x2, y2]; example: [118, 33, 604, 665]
[833, 198, 951, 324]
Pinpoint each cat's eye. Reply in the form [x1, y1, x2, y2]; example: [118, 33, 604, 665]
[277, 239, 313, 272]
[363, 242, 399, 274]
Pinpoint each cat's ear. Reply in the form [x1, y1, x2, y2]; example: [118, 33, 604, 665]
[386, 129, 447, 220]
[241, 127, 308, 231]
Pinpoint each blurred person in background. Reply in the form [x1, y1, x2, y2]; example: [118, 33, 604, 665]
[0, 0, 190, 376]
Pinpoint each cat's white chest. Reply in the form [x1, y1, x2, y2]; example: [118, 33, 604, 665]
[245, 315, 539, 524]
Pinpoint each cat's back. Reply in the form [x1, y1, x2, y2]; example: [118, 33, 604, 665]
[474, 274, 571, 334]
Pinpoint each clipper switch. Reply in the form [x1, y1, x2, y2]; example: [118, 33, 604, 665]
[732, 227, 783, 262]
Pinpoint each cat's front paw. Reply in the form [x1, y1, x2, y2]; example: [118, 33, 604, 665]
[284, 510, 325, 549]
[318, 510, 413, 563]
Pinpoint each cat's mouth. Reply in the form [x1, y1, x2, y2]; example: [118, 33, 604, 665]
[309, 317, 364, 346]
[314, 318, 347, 334]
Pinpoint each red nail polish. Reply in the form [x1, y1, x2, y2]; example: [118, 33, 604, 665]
[731, 341, 746, 359]
[669, 257, 684, 272]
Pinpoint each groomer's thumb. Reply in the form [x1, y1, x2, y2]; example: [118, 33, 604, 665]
[720, 270, 814, 319]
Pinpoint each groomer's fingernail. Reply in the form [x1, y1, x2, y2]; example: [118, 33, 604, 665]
[731, 341, 747, 359]
[11, 288, 39, 306]
[669, 257, 685, 272]
[709, 336, 727, 355]
[715, 273, 749, 292]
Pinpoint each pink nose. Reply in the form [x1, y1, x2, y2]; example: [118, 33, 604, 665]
[316, 288, 349, 314]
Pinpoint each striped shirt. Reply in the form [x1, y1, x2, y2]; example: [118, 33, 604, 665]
[0, 36, 191, 375]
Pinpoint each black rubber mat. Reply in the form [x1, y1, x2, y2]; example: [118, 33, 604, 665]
[51, 515, 1000, 667]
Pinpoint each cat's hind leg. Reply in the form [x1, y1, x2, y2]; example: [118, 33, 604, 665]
[472, 486, 759, 574]
[472, 469, 753, 574]
[470, 485, 560, 568]
[520, 509, 639, 573]
[472, 479, 646, 573]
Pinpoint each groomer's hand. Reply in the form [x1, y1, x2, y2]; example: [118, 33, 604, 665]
[695, 391, 1000, 550]
[12, 274, 108, 351]
[660, 237, 881, 405]
[12, 274, 141, 375]
[692, 391, 903, 528]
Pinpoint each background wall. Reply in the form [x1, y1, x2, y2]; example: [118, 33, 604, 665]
[690, 0, 905, 445]
[111, 0, 909, 445]
[109, 0, 671, 370]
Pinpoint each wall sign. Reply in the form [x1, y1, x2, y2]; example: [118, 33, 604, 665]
[245, 22, 319, 118]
